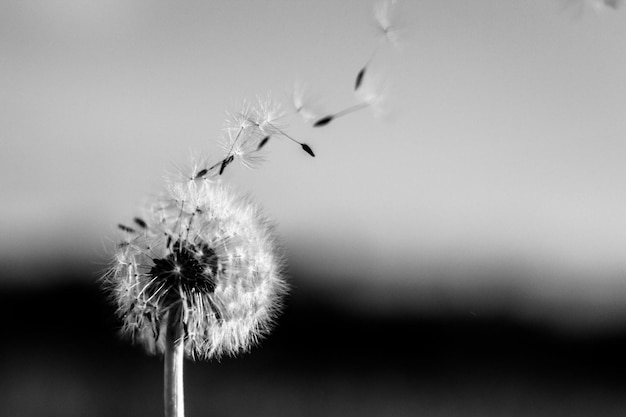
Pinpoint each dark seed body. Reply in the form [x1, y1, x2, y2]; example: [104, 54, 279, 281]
[301, 144, 315, 157]
[313, 115, 333, 127]
[118, 224, 135, 233]
[355, 67, 366, 90]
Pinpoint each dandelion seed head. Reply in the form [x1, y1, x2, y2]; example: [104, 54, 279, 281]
[104, 178, 286, 360]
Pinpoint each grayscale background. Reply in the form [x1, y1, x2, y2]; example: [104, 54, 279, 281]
[1, 1, 626, 416]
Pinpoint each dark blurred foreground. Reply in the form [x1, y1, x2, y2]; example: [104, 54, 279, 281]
[1, 263, 626, 417]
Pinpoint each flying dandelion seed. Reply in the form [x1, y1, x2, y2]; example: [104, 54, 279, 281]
[314, 0, 397, 128]
[313, 81, 388, 127]
[313, 115, 334, 127]
[355, 0, 401, 84]
[355, 66, 366, 91]
[353, 1, 400, 94]
[219, 103, 267, 170]
[220, 97, 315, 162]
[218, 154, 235, 175]
[247, 95, 288, 137]
[300, 143, 315, 157]
[313, 103, 371, 127]
[257, 135, 271, 151]
[248, 96, 316, 157]
[186, 154, 226, 181]
[194, 168, 209, 180]
[313, 77, 386, 128]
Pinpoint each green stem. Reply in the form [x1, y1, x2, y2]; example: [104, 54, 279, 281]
[164, 306, 185, 417]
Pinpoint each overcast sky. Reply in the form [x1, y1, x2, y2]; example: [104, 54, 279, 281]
[1, 0, 625, 327]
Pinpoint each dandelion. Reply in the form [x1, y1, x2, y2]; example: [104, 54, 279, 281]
[104, 173, 287, 416]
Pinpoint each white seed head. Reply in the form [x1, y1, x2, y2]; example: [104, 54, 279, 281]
[104, 176, 287, 360]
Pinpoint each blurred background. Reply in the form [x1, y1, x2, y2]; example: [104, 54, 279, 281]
[2, 0, 626, 415]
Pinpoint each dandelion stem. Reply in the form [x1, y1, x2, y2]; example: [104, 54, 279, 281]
[164, 305, 185, 417]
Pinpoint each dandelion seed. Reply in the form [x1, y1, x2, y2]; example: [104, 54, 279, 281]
[355, 66, 366, 91]
[204, 159, 227, 177]
[134, 217, 147, 229]
[257, 135, 271, 150]
[225, 95, 316, 157]
[313, 115, 334, 127]
[312, 68, 388, 127]
[301, 144, 315, 157]
[118, 224, 135, 233]
[218, 97, 297, 170]
[219, 155, 235, 175]
[180, 154, 223, 183]
[248, 96, 287, 137]
[194, 168, 208, 180]
[104, 177, 287, 361]
[313, 102, 370, 127]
